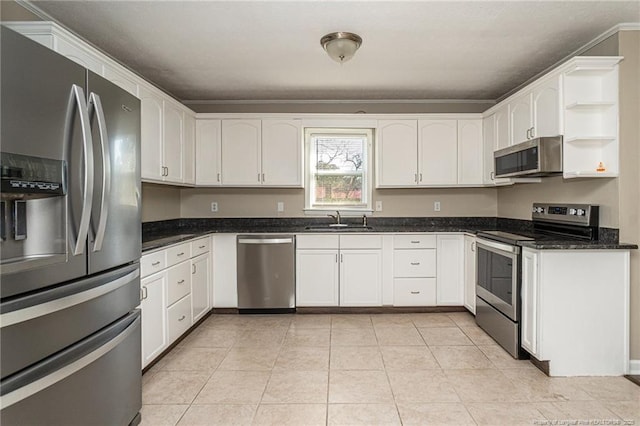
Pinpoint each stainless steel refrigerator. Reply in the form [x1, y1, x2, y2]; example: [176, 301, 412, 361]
[0, 26, 142, 425]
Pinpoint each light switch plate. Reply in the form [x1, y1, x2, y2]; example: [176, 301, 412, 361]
[277, 201, 284, 212]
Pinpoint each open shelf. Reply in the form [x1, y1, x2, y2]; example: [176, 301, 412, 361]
[564, 136, 616, 144]
[563, 171, 618, 179]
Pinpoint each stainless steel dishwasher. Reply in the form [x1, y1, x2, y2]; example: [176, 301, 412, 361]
[237, 235, 295, 313]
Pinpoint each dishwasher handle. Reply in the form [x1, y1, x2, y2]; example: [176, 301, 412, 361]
[238, 237, 293, 245]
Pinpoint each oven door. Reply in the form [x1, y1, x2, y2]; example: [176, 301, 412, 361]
[476, 238, 519, 321]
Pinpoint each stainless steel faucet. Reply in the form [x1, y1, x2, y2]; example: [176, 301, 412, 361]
[328, 210, 341, 224]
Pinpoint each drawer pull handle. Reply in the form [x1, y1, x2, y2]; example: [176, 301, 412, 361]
[178, 315, 186, 321]
[177, 279, 185, 284]
[411, 291, 420, 294]
[177, 252, 185, 256]
[151, 261, 160, 266]
[410, 262, 420, 266]
[199, 245, 206, 249]
[410, 241, 420, 244]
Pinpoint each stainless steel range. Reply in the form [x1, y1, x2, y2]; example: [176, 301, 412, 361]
[475, 203, 599, 359]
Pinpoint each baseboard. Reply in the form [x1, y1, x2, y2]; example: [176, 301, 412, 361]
[629, 359, 640, 375]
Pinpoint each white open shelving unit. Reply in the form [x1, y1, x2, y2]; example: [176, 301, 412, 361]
[562, 56, 622, 178]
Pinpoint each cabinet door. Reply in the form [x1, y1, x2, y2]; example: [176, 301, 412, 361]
[463, 235, 476, 314]
[183, 111, 196, 185]
[510, 92, 533, 145]
[494, 104, 510, 150]
[261, 119, 302, 186]
[221, 120, 262, 186]
[139, 85, 164, 181]
[163, 101, 184, 183]
[195, 119, 222, 185]
[532, 75, 561, 138]
[418, 120, 457, 185]
[376, 120, 418, 187]
[521, 249, 539, 357]
[191, 253, 211, 323]
[212, 234, 238, 308]
[340, 250, 382, 307]
[436, 235, 464, 306]
[296, 250, 339, 306]
[141, 273, 167, 368]
[457, 119, 483, 185]
[54, 36, 103, 75]
[482, 114, 496, 185]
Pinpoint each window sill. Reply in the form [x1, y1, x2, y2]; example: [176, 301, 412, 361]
[303, 208, 373, 216]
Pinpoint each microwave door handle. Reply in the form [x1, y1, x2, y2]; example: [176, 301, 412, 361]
[71, 85, 94, 256]
[89, 92, 110, 252]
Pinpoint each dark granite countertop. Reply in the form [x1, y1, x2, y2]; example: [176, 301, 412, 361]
[141, 217, 637, 252]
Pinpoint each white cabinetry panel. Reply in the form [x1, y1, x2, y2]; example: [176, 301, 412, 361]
[296, 250, 339, 307]
[436, 235, 464, 306]
[261, 119, 302, 186]
[418, 120, 457, 185]
[340, 250, 382, 307]
[221, 120, 262, 185]
[195, 119, 222, 185]
[376, 120, 418, 187]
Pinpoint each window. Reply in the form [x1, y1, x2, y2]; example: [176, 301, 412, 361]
[305, 128, 372, 212]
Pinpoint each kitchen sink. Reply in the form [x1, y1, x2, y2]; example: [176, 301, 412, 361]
[304, 225, 374, 232]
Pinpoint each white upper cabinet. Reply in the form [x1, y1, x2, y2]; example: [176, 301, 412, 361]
[261, 119, 302, 186]
[218, 119, 302, 187]
[221, 119, 262, 186]
[418, 120, 458, 185]
[162, 100, 185, 183]
[482, 114, 496, 185]
[509, 74, 561, 146]
[195, 119, 222, 186]
[183, 111, 196, 186]
[494, 103, 510, 151]
[102, 63, 138, 97]
[457, 119, 483, 185]
[139, 85, 165, 182]
[376, 120, 418, 187]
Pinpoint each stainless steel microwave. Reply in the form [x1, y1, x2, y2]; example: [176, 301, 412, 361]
[494, 136, 563, 178]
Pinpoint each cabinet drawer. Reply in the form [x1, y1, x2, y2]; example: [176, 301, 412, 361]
[340, 235, 382, 249]
[191, 237, 210, 257]
[141, 251, 166, 278]
[167, 294, 192, 344]
[394, 234, 437, 249]
[296, 234, 339, 249]
[394, 278, 436, 306]
[166, 243, 191, 267]
[394, 249, 436, 277]
[167, 261, 191, 306]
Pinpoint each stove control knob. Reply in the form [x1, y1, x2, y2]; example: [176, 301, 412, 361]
[577, 208, 586, 216]
[569, 208, 577, 215]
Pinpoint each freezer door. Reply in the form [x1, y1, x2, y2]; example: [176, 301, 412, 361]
[0, 26, 89, 297]
[87, 71, 141, 274]
[0, 311, 141, 426]
[0, 263, 140, 379]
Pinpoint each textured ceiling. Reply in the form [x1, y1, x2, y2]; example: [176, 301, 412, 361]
[29, 0, 640, 102]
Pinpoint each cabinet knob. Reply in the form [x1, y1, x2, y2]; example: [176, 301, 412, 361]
[177, 279, 185, 284]
[410, 240, 420, 244]
[410, 291, 420, 295]
[410, 262, 420, 266]
[151, 261, 160, 266]
[177, 252, 185, 256]
[199, 245, 206, 249]
[178, 315, 186, 322]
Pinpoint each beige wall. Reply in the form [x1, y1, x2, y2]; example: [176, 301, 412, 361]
[179, 187, 498, 218]
[141, 183, 181, 222]
[617, 31, 640, 360]
[0, 0, 42, 21]
[496, 177, 619, 227]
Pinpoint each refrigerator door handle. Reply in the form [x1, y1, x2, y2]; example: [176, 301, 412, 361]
[89, 92, 111, 252]
[71, 84, 94, 256]
[0, 312, 139, 409]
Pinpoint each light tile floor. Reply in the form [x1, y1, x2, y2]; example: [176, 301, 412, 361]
[141, 312, 640, 425]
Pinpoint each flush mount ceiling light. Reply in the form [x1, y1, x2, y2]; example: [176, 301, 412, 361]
[320, 32, 363, 63]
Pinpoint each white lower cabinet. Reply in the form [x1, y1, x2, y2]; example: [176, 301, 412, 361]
[140, 273, 168, 367]
[296, 250, 339, 307]
[463, 235, 476, 314]
[191, 253, 211, 323]
[140, 236, 213, 368]
[295, 234, 382, 307]
[392, 234, 437, 306]
[436, 235, 465, 306]
[520, 248, 630, 376]
[393, 278, 437, 306]
[340, 250, 382, 307]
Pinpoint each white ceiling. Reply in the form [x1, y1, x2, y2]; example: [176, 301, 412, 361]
[29, 0, 640, 102]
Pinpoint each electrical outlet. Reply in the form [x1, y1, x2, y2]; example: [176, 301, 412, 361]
[211, 202, 218, 212]
[375, 201, 383, 211]
[277, 201, 284, 212]
[434, 201, 441, 212]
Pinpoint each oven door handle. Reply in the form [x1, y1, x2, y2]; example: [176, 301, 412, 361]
[476, 239, 520, 255]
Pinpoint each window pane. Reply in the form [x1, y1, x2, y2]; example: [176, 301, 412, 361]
[314, 174, 363, 205]
[313, 137, 364, 173]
